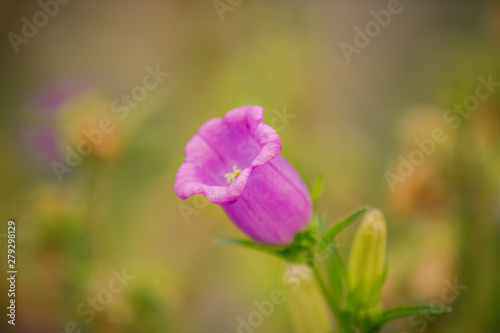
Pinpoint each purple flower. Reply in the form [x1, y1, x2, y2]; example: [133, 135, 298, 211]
[174, 105, 312, 244]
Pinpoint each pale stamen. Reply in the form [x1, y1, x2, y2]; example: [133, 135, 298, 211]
[224, 165, 242, 184]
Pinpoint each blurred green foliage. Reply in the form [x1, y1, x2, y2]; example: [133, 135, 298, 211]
[0, 1, 500, 332]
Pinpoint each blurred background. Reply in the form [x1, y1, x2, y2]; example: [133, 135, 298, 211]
[0, 0, 499, 332]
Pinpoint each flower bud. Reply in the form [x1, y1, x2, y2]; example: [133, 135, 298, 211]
[283, 264, 332, 333]
[347, 209, 387, 311]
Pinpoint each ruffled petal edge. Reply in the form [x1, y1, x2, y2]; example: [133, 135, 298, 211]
[174, 105, 282, 205]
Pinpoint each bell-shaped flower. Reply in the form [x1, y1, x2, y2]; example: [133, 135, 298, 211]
[174, 105, 312, 244]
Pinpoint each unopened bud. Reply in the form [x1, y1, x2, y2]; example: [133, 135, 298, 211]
[347, 208, 387, 310]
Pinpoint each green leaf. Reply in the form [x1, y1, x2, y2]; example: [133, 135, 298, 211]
[314, 208, 371, 302]
[216, 226, 320, 264]
[327, 242, 348, 304]
[281, 227, 319, 263]
[314, 215, 347, 305]
[313, 207, 369, 308]
[215, 238, 289, 260]
[317, 206, 370, 253]
[310, 173, 324, 201]
[379, 305, 451, 325]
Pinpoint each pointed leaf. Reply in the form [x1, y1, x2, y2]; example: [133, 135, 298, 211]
[310, 173, 324, 201]
[327, 243, 348, 304]
[317, 206, 370, 253]
[314, 215, 347, 303]
[379, 305, 451, 325]
[215, 238, 289, 260]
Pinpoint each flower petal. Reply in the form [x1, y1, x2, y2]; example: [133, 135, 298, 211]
[174, 105, 282, 205]
[222, 156, 312, 243]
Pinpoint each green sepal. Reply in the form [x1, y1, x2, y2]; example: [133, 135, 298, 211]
[215, 227, 319, 264]
[281, 226, 319, 263]
[310, 173, 324, 201]
[214, 238, 289, 260]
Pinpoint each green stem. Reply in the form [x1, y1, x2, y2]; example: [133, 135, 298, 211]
[311, 265, 354, 333]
